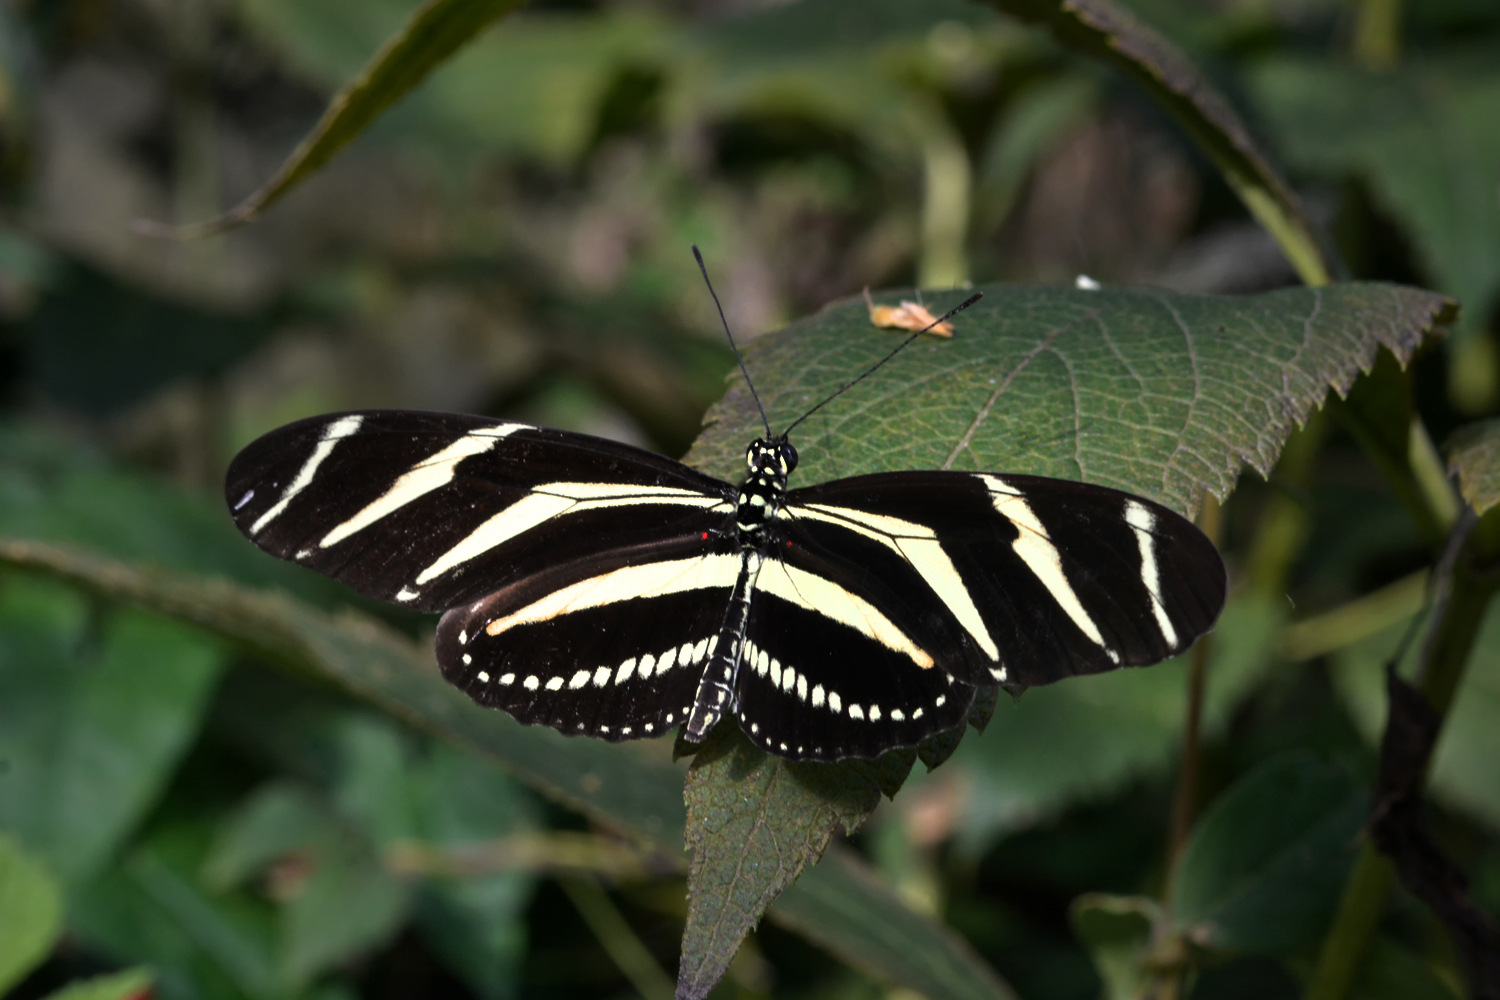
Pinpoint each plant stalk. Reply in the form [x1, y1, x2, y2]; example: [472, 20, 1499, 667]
[1305, 512, 1498, 1000]
[560, 875, 676, 1000]
[1166, 493, 1223, 893]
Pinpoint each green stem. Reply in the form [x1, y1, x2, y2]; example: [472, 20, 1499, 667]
[1306, 846, 1396, 1000]
[560, 876, 676, 1000]
[1305, 517, 1499, 1000]
[917, 115, 972, 289]
[1166, 493, 1222, 885]
[1243, 414, 1327, 599]
[1352, 0, 1401, 72]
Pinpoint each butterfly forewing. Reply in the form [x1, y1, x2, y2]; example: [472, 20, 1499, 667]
[784, 471, 1225, 690]
[225, 411, 734, 612]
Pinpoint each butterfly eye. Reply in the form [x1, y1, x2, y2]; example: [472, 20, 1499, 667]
[782, 443, 798, 473]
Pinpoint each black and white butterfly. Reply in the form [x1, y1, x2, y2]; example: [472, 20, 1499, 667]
[225, 285, 1224, 762]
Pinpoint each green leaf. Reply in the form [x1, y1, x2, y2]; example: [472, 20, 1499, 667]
[0, 540, 687, 853]
[0, 422, 346, 602]
[0, 543, 1015, 1000]
[677, 724, 892, 1000]
[278, 827, 407, 987]
[70, 818, 281, 1000]
[1448, 418, 1500, 515]
[0, 831, 64, 994]
[39, 968, 153, 1000]
[674, 280, 1444, 987]
[158, 0, 528, 237]
[686, 283, 1453, 515]
[1349, 937, 1462, 1000]
[1247, 55, 1500, 337]
[953, 593, 1282, 846]
[1068, 893, 1160, 1000]
[0, 578, 225, 883]
[770, 847, 1018, 1000]
[975, 0, 1332, 285]
[1170, 751, 1366, 954]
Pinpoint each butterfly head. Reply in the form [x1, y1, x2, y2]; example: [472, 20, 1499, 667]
[745, 436, 798, 485]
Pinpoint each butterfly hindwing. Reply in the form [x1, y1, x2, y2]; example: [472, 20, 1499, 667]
[434, 543, 742, 740]
[225, 410, 734, 612]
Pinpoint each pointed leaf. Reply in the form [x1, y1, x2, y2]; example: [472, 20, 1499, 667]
[677, 725, 887, 999]
[1448, 419, 1500, 516]
[39, 968, 154, 1000]
[0, 831, 64, 994]
[976, 0, 1332, 285]
[1247, 56, 1500, 337]
[1170, 752, 1366, 954]
[149, 0, 526, 237]
[1069, 893, 1160, 1000]
[0, 580, 225, 883]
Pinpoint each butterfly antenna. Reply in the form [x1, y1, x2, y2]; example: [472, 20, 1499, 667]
[694, 245, 772, 439]
[783, 291, 982, 438]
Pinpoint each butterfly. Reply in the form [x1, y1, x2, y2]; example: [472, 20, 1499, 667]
[226, 266, 1225, 762]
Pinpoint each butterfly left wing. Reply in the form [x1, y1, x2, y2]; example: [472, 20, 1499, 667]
[775, 471, 1224, 692]
[227, 409, 751, 743]
[225, 409, 736, 612]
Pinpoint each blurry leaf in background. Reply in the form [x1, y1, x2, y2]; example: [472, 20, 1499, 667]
[1169, 751, 1366, 954]
[0, 830, 64, 994]
[952, 595, 1284, 849]
[1068, 892, 1159, 1000]
[1247, 55, 1500, 339]
[772, 846, 1020, 1000]
[39, 968, 155, 1000]
[978, 0, 1332, 286]
[0, 577, 224, 884]
[1351, 938, 1464, 1000]
[182, 0, 531, 234]
[0, 540, 689, 851]
[972, 73, 1099, 235]
[1335, 605, 1500, 832]
[1448, 418, 1500, 515]
[0, 422, 367, 607]
[69, 816, 282, 1000]
[20, 261, 270, 417]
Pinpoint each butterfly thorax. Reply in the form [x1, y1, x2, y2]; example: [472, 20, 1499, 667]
[734, 437, 797, 540]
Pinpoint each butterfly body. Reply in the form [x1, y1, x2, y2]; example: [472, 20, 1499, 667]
[226, 408, 1225, 762]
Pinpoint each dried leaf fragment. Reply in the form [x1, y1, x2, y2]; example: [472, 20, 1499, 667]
[864, 288, 954, 338]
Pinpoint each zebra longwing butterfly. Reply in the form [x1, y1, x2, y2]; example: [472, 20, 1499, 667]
[226, 285, 1225, 762]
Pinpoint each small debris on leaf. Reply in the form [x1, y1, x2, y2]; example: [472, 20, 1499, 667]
[864, 288, 954, 338]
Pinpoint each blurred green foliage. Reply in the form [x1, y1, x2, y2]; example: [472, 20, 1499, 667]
[1, 0, 1499, 998]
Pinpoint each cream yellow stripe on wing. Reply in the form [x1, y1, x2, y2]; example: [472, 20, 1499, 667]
[1125, 500, 1178, 647]
[319, 423, 531, 548]
[754, 559, 934, 669]
[792, 503, 998, 660]
[484, 553, 743, 636]
[980, 475, 1117, 663]
[250, 414, 364, 536]
[413, 483, 725, 588]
